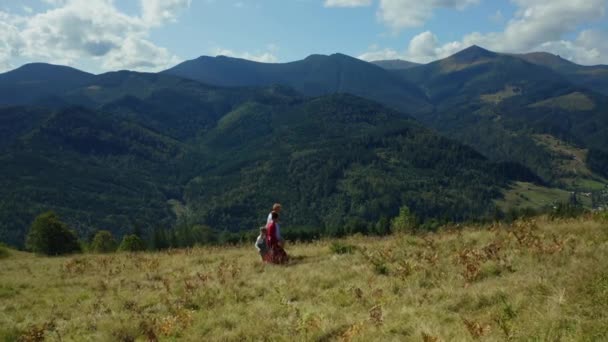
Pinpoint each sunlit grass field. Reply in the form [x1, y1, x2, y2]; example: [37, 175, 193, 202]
[1, 215, 607, 341]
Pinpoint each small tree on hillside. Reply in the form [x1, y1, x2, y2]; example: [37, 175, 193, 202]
[90, 230, 117, 253]
[25, 211, 81, 255]
[391, 206, 417, 234]
[374, 216, 391, 236]
[118, 234, 146, 252]
[191, 225, 217, 245]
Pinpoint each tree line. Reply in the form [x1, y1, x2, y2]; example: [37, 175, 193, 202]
[22, 198, 593, 256]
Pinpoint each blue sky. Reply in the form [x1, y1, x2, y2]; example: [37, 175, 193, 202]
[0, 0, 607, 73]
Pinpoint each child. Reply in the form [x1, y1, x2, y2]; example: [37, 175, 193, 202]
[255, 226, 269, 260]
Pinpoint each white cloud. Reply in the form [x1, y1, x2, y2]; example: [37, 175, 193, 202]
[538, 30, 608, 66]
[212, 48, 278, 63]
[359, 31, 463, 63]
[324, 0, 372, 7]
[0, 12, 26, 71]
[486, 0, 606, 52]
[103, 36, 182, 71]
[141, 0, 191, 27]
[358, 47, 401, 61]
[454, 0, 607, 64]
[0, 0, 190, 72]
[361, 0, 608, 65]
[377, 0, 479, 30]
[408, 31, 439, 61]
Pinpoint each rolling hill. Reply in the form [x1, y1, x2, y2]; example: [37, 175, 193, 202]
[0, 71, 536, 247]
[514, 52, 608, 95]
[162, 47, 608, 186]
[0, 63, 94, 106]
[392, 46, 608, 185]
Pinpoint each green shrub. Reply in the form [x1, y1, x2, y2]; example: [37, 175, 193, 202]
[373, 263, 390, 275]
[593, 211, 608, 223]
[391, 206, 417, 234]
[118, 234, 145, 252]
[329, 241, 356, 254]
[25, 211, 81, 256]
[90, 230, 117, 253]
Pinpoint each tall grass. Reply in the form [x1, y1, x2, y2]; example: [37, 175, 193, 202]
[0, 215, 607, 340]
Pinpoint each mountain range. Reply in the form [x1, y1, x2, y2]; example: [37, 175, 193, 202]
[0, 45, 606, 247]
[162, 46, 608, 183]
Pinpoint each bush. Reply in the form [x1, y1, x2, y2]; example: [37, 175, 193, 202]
[593, 211, 608, 223]
[118, 234, 145, 252]
[90, 230, 117, 253]
[391, 206, 417, 234]
[25, 211, 81, 255]
[329, 241, 356, 254]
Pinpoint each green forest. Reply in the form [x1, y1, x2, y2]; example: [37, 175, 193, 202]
[1, 46, 607, 248]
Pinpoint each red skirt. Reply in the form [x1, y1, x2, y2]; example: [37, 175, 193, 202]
[266, 245, 288, 264]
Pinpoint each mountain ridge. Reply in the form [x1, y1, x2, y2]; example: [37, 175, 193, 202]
[161, 52, 433, 115]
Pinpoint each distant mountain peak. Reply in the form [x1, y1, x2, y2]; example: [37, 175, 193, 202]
[7, 62, 93, 76]
[303, 53, 327, 60]
[450, 45, 496, 62]
[302, 53, 357, 61]
[329, 52, 351, 58]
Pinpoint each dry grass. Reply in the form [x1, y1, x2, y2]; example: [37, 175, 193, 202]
[529, 92, 596, 111]
[1, 216, 607, 341]
[533, 134, 594, 179]
[438, 58, 493, 73]
[495, 181, 574, 212]
[480, 85, 521, 104]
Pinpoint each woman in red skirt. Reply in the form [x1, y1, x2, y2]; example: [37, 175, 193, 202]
[266, 211, 288, 264]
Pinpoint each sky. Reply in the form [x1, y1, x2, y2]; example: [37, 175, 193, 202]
[0, 0, 607, 74]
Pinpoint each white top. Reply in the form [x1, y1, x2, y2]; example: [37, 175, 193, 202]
[267, 212, 282, 241]
[255, 234, 266, 252]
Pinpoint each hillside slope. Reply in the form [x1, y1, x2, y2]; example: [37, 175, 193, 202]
[396, 46, 608, 184]
[0, 63, 94, 105]
[371, 59, 421, 70]
[515, 52, 608, 95]
[0, 106, 182, 246]
[1, 216, 606, 340]
[0, 78, 534, 247]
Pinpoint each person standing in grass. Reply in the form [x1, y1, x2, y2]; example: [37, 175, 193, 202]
[255, 227, 269, 261]
[267, 203, 283, 245]
[266, 211, 288, 264]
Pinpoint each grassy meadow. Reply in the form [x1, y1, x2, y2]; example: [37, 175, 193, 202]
[1, 215, 607, 341]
